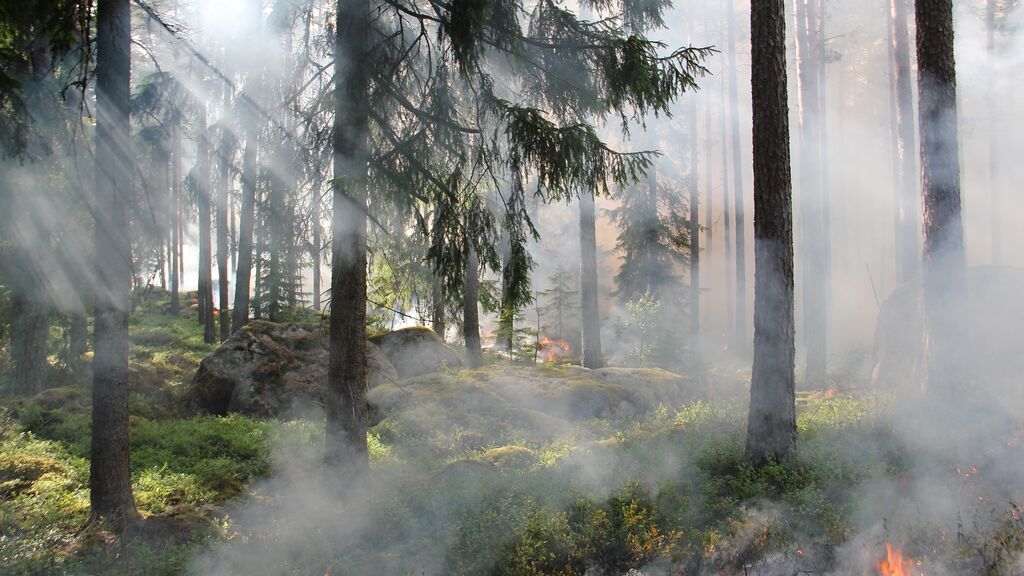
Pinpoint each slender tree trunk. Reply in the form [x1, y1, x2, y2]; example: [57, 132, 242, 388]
[170, 123, 181, 315]
[217, 107, 231, 342]
[795, 0, 828, 387]
[312, 184, 322, 311]
[464, 247, 483, 368]
[324, 0, 371, 474]
[886, 2, 902, 283]
[579, 190, 603, 368]
[720, 44, 734, 340]
[727, 0, 748, 353]
[703, 0, 713, 263]
[91, 0, 137, 528]
[230, 198, 237, 274]
[986, 0, 1000, 265]
[893, 0, 920, 283]
[69, 311, 88, 371]
[688, 5, 700, 353]
[745, 0, 797, 464]
[196, 107, 216, 344]
[915, 0, 968, 395]
[432, 276, 446, 339]
[232, 101, 257, 333]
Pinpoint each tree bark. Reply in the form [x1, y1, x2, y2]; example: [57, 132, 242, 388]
[324, 0, 371, 474]
[432, 276, 446, 340]
[745, 0, 797, 464]
[170, 122, 181, 316]
[91, 0, 137, 528]
[463, 247, 483, 368]
[915, 0, 968, 395]
[986, 0, 1000, 265]
[892, 0, 920, 283]
[217, 105, 231, 342]
[232, 99, 258, 333]
[579, 190, 603, 368]
[687, 11, 700, 348]
[795, 0, 828, 387]
[10, 290, 48, 395]
[196, 107, 216, 344]
[727, 0, 748, 353]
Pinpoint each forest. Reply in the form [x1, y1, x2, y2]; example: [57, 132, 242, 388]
[0, 0, 1021, 574]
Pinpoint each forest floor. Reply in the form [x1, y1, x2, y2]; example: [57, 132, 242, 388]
[1, 293, 1022, 575]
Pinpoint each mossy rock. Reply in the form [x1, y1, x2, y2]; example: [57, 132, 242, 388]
[0, 454, 70, 497]
[369, 326, 463, 378]
[189, 321, 399, 417]
[481, 445, 537, 470]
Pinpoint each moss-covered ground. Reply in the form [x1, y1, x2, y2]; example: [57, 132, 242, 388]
[0, 293, 1020, 574]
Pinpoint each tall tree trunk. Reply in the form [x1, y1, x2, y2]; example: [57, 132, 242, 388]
[915, 0, 967, 395]
[986, 0, 1000, 265]
[727, 0, 748, 353]
[69, 311, 88, 372]
[312, 184, 322, 311]
[720, 41, 734, 340]
[217, 106, 231, 342]
[324, 0, 371, 474]
[579, 190, 603, 368]
[688, 6, 700, 353]
[91, 0, 137, 528]
[170, 122, 181, 316]
[431, 276, 445, 339]
[886, 3, 901, 284]
[795, 0, 827, 387]
[463, 247, 483, 368]
[232, 100, 258, 333]
[10, 290, 48, 395]
[703, 0, 713, 263]
[196, 107, 216, 344]
[892, 0, 920, 283]
[745, 0, 796, 464]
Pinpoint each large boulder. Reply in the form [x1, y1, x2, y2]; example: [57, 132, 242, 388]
[369, 326, 462, 378]
[189, 321, 399, 417]
[872, 265, 1024, 388]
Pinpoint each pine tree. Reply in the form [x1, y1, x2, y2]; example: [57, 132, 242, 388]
[745, 0, 797, 465]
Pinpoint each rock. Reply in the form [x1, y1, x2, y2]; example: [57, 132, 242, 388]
[872, 265, 1024, 388]
[369, 326, 462, 378]
[189, 321, 399, 417]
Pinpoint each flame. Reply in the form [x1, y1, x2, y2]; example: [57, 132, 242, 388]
[877, 544, 923, 576]
[538, 336, 570, 362]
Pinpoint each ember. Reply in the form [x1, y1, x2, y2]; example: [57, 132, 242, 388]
[538, 336, 571, 362]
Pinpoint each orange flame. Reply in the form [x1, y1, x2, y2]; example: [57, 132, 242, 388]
[539, 336, 570, 362]
[877, 544, 923, 576]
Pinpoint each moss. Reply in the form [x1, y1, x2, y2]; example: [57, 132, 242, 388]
[0, 453, 71, 496]
[482, 445, 537, 470]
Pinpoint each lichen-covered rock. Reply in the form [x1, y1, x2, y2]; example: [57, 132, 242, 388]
[872, 266, 1024, 388]
[369, 326, 462, 378]
[189, 321, 398, 417]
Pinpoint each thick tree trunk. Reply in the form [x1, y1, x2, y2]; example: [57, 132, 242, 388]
[463, 247, 483, 368]
[196, 107, 216, 344]
[892, 0, 920, 283]
[232, 101, 258, 333]
[324, 0, 371, 474]
[217, 111, 231, 342]
[727, 0, 748, 353]
[745, 0, 796, 464]
[578, 190, 603, 368]
[795, 0, 828, 387]
[91, 0, 137, 528]
[915, 0, 967, 395]
[11, 290, 48, 395]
